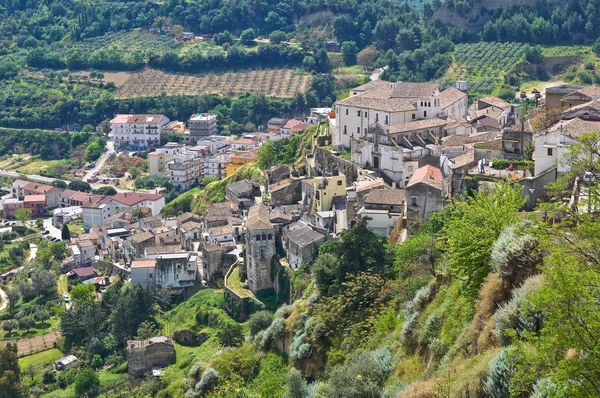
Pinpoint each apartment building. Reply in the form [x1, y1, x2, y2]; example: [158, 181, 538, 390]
[203, 153, 230, 180]
[168, 151, 203, 190]
[148, 142, 186, 178]
[109, 114, 170, 149]
[82, 193, 165, 229]
[188, 113, 218, 138]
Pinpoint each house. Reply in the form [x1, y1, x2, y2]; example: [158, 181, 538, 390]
[469, 96, 520, 129]
[283, 220, 326, 269]
[155, 252, 197, 290]
[502, 121, 533, 161]
[23, 195, 47, 217]
[560, 98, 600, 121]
[168, 150, 203, 190]
[69, 191, 91, 207]
[405, 165, 445, 219]
[82, 193, 165, 229]
[207, 224, 234, 246]
[309, 171, 347, 214]
[545, 85, 600, 110]
[357, 189, 405, 237]
[2, 198, 23, 218]
[53, 206, 82, 228]
[131, 259, 157, 289]
[231, 138, 259, 151]
[205, 202, 234, 229]
[225, 152, 258, 177]
[68, 266, 98, 281]
[201, 244, 228, 283]
[126, 336, 175, 377]
[181, 221, 202, 251]
[148, 142, 186, 178]
[270, 180, 298, 206]
[162, 120, 186, 135]
[245, 203, 276, 293]
[125, 231, 156, 263]
[59, 189, 77, 207]
[139, 216, 163, 231]
[23, 182, 61, 208]
[280, 119, 302, 136]
[10, 179, 29, 200]
[109, 114, 170, 149]
[54, 355, 78, 371]
[267, 117, 289, 131]
[534, 117, 599, 176]
[71, 240, 96, 265]
[226, 179, 261, 210]
[152, 226, 174, 246]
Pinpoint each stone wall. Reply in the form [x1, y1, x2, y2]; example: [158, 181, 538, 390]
[126, 339, 175, 377]
[313, 148, 357, 183]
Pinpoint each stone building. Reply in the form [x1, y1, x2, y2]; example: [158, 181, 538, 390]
[245, 203, 276, 293]
[282, 220, 327, 269]
[404, 165, 445, 219]
[126, 336, 175, 377]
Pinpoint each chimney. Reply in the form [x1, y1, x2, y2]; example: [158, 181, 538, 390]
[124, 192, 127, 197]
[88, 196, 92, 203]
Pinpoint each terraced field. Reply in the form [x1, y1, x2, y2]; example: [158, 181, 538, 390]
[115, 68, 311, 99]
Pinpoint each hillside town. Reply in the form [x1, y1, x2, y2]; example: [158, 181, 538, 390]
[4, 79, 598, 296]
[1, 76, 599, 390]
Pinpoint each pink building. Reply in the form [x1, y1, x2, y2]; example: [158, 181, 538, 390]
[2, 198, 24, 218]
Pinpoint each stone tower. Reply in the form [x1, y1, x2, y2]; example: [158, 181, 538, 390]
[245, 203, 276, 293]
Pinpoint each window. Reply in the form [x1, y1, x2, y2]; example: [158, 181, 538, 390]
[337, 180, 343, 186]
[547, 148, 553, 156]
[411, 196, 418, 206]
[267, 234, 272, 240]
[412, 114, 416, 120]
[424, 111, 427, 117]
[345, 109, 348, 115]
[357, 110, 361, 117]
[262, 233, 267, 240]
[420, 101, 423, 106]
[385, 115, 389, 125]
[357, 127, 360, 135]
[364, 128, 367, 135]
[375, 113, 379, 122]
[428, 102, 431, 107]
[256, 235, 261, 241]
[343, 125, 347, 134]
[364, 111, 368, 118]
[149, 273, 153, 278]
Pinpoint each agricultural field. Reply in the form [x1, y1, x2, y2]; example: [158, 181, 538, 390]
[115, 68, 311, 99]
[449, 42, 528, 93]
[73, 29, 180, 56]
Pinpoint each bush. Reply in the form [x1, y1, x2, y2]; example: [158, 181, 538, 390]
[248, 311, 274, 336]
[483, 350, 514, 398]
[490, 223, 540, 278]
[195, 367, 219, 395]
[74, 368, 100, 396]
[253, 317, 285, 351]
[490, 158, 534, 172]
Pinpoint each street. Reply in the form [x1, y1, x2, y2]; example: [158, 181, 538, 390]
[83, 140, 115, 181]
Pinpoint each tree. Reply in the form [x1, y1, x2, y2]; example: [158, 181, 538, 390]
[341, 41, 358, 66]
[2, 320, 17, 337]
[36, 218, 43, 228]
[285, 367, 308, 398]
[91, 354, 103, 370]
[443, 182, 525, 297]
[269, 30, 287, 44]
[136, 320, 159, 340]
[526, 45, 544, 64]
[62, 223, 71, 241]
[248, 311, 274, 336]
[68, 180, 91, 192]
[74, 368, 100, 396]
[216, 320, 244, 346]
[357, 46, 377, 70]
[71, 283, 95, 302]
[240, 29, 256, 45]
[34, 309, 51, 324]
[593, 38, 600, 56]
[0, 342, 20, 398]
[15, 208, 32, 226]
[5, 289, 20, 312]
[498, 88, 515, 102]
[171, 24, 184, 39]
[257, 140, 278, 169]
[18, 316, 35, 332]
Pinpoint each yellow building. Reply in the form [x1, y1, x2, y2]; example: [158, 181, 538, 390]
[311, 171, 347, 214]
[225, 151, 258, 177]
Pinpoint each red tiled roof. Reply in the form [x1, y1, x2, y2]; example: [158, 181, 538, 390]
[72, 266, 97, 277]
[131, 259, 156, 269]
[232, 138, 258, 145]
[406, 165, 443, 190]
[112, 192, 163, 206]
[282, 119, 302, 129]
[23, 182, 53, 193]
[23, 195, 46, 202]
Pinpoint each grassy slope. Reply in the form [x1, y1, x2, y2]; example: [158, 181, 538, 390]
[19, 348, 63, 370]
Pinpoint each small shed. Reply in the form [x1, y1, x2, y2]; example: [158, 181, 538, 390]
[54, 355, 78, 371]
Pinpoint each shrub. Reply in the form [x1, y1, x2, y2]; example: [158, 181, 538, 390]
[195, 367, 219, 395]
[417, 310, 443, 346]
[248, 311, 274, 336]
[400, 311, 419, 347]
[404, 285, 432, 316]
[491, 223, 540, 278]
[285, 367, 308, 398]
[74, 367, 100, 396]
[253, 317, 285, 351]
[483, 350, 514, 398]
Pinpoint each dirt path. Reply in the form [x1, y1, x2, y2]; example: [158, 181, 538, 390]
[0, 287, 8, 312]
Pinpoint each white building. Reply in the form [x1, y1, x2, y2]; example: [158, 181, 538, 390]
[168, 150, 203, 190]
[333, 81, 468, 149]
[534, 117, 597, 176]
[148, 142, 186, 178]
[82, 193, 165, 229]
[109, 114, 169, 149]
[203, 153, 230, 180]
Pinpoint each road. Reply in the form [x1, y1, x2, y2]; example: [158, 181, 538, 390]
[83, 140, 115, 181]
[42, 218, 62, 239]
[370, 67, 385, 81]
[0, 286, 8, 312]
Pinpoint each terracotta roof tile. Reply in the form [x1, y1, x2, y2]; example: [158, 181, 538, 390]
[406, 165, 443, 190]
